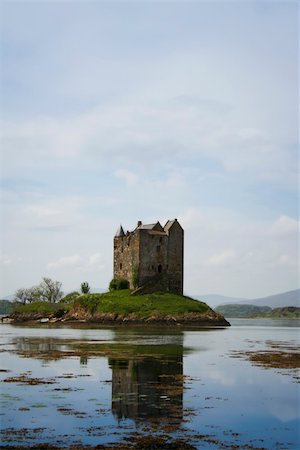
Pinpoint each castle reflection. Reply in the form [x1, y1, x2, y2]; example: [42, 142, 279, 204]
[109, 349, 183, 426]
[13, 331, 185, 427]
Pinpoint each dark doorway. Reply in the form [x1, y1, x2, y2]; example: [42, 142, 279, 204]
[158, 264, 162, 273]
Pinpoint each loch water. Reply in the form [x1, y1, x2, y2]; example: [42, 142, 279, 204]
[0, 320, 299, 449]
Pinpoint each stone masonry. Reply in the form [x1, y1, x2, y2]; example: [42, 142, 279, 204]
[113, 219, 184, 295]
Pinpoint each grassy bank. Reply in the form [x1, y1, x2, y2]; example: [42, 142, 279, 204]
[72, 290, 210, 317]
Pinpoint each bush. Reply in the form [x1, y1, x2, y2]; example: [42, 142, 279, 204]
[81, 282, 90, 294]
[59, 291, 80, 304]
[109, 278, 130, 291]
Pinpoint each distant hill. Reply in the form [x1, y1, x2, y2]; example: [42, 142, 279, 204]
[0, 300, 14, 315]
[195, 289, 299, 308]
[215, 304, 300, 319]
[215, 304, 271, 318]
[251, 306, 300, 319]
[193, 294, 249, 308]
[240, 289, 300, 308]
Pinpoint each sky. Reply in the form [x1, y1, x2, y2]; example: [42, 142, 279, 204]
[0, 0, 299, 299]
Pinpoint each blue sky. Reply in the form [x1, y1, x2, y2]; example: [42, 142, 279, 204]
[0, 0, 299, 298]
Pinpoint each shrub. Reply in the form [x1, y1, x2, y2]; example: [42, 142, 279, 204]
[109, 278, 130, 291]
[81, 282, 90, 294]
[59, 291, 80, 304]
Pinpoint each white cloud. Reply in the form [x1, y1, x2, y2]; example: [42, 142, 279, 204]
[47, 254, 82, 269]
[47, 253, 104, 272]
[0, 255, 22, 266]
[115, 168, 139, 186]
[271, 215, 300, 236]
[205, 249, 237, 267]
[3, 95, 297, 188]
[79, 253, 105, 272]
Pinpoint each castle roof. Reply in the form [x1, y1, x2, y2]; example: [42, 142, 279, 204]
[137, 223, 156, 230]
[115, 225, 125, 237]
[137, 221, 164, 232]
[164, 219, 182, 232]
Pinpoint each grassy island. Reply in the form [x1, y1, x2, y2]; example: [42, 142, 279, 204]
[8, 290, 230, 327]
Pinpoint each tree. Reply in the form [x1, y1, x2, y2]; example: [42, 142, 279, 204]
[39, 277, 63, 303]
[14, 278, 63, 304]
[81, 282, 90, 294]
[14, 286, 41, 304]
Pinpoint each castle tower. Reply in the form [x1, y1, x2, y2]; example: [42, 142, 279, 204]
[113, 219, 184, 295]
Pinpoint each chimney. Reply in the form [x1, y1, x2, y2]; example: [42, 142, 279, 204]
[137, 220, 142, 227]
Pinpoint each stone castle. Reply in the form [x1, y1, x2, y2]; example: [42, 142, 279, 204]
[113, 219, 184, 295]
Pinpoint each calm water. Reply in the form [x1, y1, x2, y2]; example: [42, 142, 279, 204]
[0, 320, 299, 449]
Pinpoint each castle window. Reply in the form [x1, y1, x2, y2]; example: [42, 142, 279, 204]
[151, 265, 154, 270]
[158, 264, 162, 274]
[159, 237, 163, 243]
[156, 245, 160, 252]
[120, 263, 122, 270]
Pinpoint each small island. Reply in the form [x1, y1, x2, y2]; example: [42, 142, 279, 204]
[2, 219, 230, 327]
[8, 289, 230, 326]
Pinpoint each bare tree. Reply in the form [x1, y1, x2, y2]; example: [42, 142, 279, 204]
[14, 286, 41, 304]
[39, 277, 63, 303]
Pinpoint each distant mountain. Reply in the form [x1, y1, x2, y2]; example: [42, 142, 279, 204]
[215, 304, 271, 318]
[216, 304, 300, 319]
[193, 294, 249, 308]
[2, 294, 15, 301]
[0, 300, 14, 315]
[240, 289, 300, 308]
[193, 289, 299, 308]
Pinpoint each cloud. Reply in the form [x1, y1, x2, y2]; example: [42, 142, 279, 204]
[47, 253, 104, 272]
[0, 254, 22, 266]
[271, 215, 299, 236]
[3, 95, 297, 189]
[205, 249, 237, 267]
[47, 254, 82, 269]
[115, 168, 139, 186]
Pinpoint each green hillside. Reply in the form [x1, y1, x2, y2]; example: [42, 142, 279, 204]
[215, 304, 271, 318]
[0, 300, 14, 315]
[216, 304, 299, 319]
[251, 306, 300, 319]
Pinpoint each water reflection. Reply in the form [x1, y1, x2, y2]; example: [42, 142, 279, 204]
[12, 332, 185, 428]
[109, 353, 183, 426]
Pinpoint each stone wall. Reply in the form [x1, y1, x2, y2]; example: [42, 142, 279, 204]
[113, 231, 140, 288]
[138, 231, 168, 287]
[166, 221, 184, 295]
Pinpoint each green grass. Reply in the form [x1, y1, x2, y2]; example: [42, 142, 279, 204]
[13, 301, 70, 315]
[73, 290, 209, 317]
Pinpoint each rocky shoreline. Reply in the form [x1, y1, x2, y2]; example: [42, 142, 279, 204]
[2, 309, 230, 327]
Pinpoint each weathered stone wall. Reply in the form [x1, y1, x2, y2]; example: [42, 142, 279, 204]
[139, 231, 168, 287]
[166, 221, 184, 295]
[113, 231, 140, 288]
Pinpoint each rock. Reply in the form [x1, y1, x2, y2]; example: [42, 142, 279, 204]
[1, 317, 13, 324]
